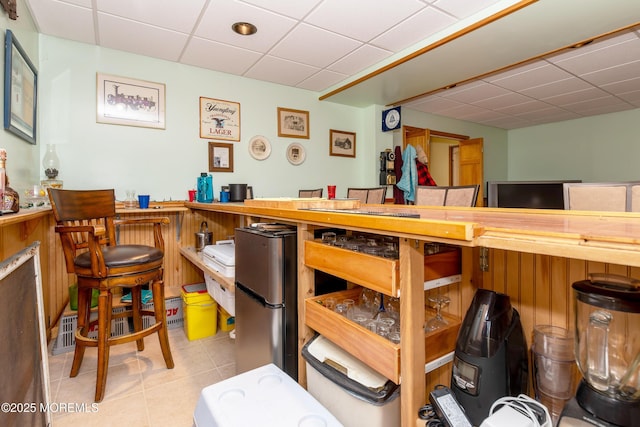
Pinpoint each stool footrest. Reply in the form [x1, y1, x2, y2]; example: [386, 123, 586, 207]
[74, 321, 163, 347]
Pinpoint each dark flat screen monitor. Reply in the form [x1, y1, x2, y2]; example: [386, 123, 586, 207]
[487, 180, 581, 209]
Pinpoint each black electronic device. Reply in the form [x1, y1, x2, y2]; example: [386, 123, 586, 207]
[379, 149, 396, 185]
[487, 180, 581, 209]
[451, 289, 529, 426]
[429, 385, 473, 427]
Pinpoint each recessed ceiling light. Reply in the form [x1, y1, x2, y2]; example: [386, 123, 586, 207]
[232, 22, 257, 36]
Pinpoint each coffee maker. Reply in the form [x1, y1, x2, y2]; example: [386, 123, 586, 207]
[451, 289, 529, 426]
[558, 274, 640, 427]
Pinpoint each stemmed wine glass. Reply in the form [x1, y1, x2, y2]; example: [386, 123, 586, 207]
[424, 294, 450, 332]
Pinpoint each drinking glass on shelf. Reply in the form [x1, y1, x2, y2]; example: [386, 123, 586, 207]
[321, 232, 336, 245]
[424, 294, 450, 332]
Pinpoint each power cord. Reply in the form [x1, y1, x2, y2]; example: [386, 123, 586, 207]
[418, 403, 444, 427]
[484, 394, 551, 427]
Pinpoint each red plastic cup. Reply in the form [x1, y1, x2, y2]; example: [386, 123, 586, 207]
[188, 189, 197, 202]
[327, 185, 336, 199]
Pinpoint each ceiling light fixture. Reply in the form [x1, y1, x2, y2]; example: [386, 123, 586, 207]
[232, 22, 257, 36]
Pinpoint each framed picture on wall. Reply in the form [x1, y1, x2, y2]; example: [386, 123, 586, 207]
[200, 97, 240, 141]
[277, 107, 309, 139]
[96, 73, 166, 129]
[209, 142, 234, 172]
[329, 129, 356, 158]
[3, 30, 38, 144]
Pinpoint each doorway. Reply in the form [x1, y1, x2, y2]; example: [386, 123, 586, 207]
[402, 126, 484, 205]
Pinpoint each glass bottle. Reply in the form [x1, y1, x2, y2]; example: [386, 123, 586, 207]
[3, 174, 19, 212]
[124, 190, 137, 209]
[43, 144, 60, 179]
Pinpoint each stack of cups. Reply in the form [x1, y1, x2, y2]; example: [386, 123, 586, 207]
[531, 325, 578, 425]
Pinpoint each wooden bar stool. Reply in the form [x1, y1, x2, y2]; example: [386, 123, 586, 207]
[48, 188, 174, 402]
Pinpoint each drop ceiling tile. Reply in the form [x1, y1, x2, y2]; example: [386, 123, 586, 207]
[244, 55, 319, 86]
[371, 6, 457, 51]
[405, 96, 465, 113]
[195, 0, 297, 52]
[328, 44, 392, 75]
[270, 24, 361, 68]
[495, 99, 553, 115]
[543, 87, 614, 107]
[563, 95, 629, 113]
[29, 0, 95, 44]
[473, 91, 534, 109]
[513, 106, 580, 122]
[489, 63, 575, 92]
[239, 0, 322, 19]
[96, 0, 206, 33]
[297, 69, 349, 91]
[581, 61, 640, 86]
[549, 31, 640, 75]
[433, 0, 501, 19]
[616, 89, 640, 105]
[181, 37, 262, 75]
[479, 114, 533, 129]
[520, 76, 592, 99]
[305, 0, 425, 42]
[441, 81, 512, 103]
[98, 13, 188, 61]
[601, 75, 640, 95]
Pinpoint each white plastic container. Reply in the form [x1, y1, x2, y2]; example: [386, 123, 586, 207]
[202, 242, 235, 277]
[204, 274, 235, 316]
[302, 335, 400, 427]
[193, 363, 343, 427]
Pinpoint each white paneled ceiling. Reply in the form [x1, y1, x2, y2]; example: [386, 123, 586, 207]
[24, 0, 640, 129]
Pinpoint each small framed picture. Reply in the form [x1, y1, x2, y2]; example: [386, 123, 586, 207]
[286, 142, 306, 166]
[200, 97, 240, 141]
[248, 135, 271, 160]
[209, 142, 234, 172]
[329, 129, 356, 158]
[96, 73, 165, 129]
[277, 107, 309, 139]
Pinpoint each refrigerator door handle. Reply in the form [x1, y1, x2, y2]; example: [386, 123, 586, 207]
[236, 282, 283, 309]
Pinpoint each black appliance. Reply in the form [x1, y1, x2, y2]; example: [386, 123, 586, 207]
[451, 289, 529, 426]
[379, 149, 395, 185]
[234, 224, 298, 380]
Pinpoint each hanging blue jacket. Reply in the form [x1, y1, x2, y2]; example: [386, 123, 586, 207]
[396, 144, 417, 203]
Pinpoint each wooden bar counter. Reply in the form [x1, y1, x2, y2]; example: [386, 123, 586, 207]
[186, 200, 640, 427]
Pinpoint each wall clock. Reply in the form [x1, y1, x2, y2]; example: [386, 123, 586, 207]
[382, 107, 401, 131]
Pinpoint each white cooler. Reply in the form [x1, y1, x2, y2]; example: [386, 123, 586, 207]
[302, 335, 400, 427]
[202, 241, 235, 277]
[193, 363, 343, 427]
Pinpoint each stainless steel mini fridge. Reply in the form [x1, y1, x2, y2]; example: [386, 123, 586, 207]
[234, 224, 298, 380]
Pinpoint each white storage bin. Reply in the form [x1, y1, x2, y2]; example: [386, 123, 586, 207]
[204, 274, 235, 316]
[302, 334, 400, 427]
[193, 363, 343, 427]
[202, 242, 235, 277]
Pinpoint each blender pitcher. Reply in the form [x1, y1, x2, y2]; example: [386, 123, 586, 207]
[571, 273, 640, 426]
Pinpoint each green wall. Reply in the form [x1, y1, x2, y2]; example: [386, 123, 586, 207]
[506, 109, 640, 182]
[0, 0, 39, 193]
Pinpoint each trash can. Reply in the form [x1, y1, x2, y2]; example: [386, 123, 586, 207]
[302, 334, 400, 427]
[182, 283, 217, 340]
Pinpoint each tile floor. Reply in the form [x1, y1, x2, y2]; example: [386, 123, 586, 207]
[47, 327, 236, 427]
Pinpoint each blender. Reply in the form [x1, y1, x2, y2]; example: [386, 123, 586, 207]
[558, 274, 640, 427]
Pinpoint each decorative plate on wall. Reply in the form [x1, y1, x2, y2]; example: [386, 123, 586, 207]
[248, 135, 271, 160]
[286, 142, 306, 166]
